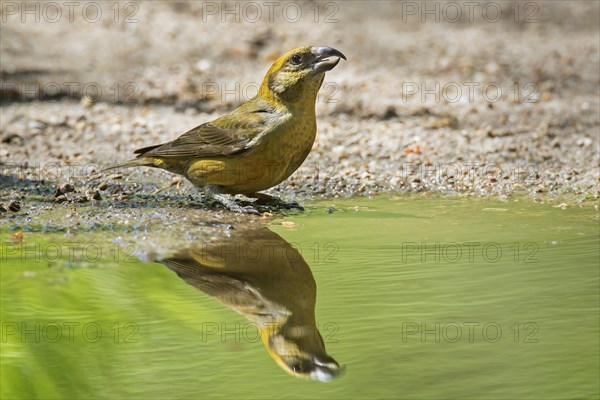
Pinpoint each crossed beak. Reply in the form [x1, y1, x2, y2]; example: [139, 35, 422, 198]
[310, 358, 343, 382]
[312, 46, 347, 73]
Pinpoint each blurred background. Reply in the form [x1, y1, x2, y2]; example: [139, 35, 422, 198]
[1, 0, 598, 202]
[3, 1, 599, 112]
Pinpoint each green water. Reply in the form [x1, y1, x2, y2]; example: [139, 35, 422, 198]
[1, 196, 599, 399]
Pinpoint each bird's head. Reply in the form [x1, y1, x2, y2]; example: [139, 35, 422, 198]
[262, 322, 343, 382]
[259, 46, 346, 105]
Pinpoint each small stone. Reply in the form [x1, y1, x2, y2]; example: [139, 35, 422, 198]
[576, 137, 592, 147]
[86, 190, 102, 201]
[195, 59, 212, 72]
[28, 120, 46, 130]
[381, 106, 398, 120]
[59, 183, 75, 194]
[80, 95, 94, 108]
[8, 201, 21, 212]
[12, 230, 24, 242]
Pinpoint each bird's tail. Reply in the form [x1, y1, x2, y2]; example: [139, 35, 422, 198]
[102, 158, 155, 172]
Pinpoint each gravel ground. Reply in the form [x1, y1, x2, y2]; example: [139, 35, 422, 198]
[1, 1, 599, 227]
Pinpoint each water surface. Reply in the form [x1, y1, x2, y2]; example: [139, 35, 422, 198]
[1, 196, 598, 399]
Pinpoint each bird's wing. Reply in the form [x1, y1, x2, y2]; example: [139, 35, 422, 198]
[161, 256, 286, 321]
[134, 107, 271, 159]
[162, 257, 252, 297]
[134, 122, 252, 158]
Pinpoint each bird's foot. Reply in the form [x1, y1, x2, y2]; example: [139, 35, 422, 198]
[212, 194, 260, 215]
[231, 204, 261, 215]
[247, 193, 304, 211]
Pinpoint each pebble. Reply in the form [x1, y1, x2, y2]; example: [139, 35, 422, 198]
[8, 201, 21, 212]
[59, 183, 75, 194]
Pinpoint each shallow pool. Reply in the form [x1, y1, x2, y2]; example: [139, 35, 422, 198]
[1, 195, 598, 399]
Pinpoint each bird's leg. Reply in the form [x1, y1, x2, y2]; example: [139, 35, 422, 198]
[204, 186, 260, 215]
[247, 192, 304, 211]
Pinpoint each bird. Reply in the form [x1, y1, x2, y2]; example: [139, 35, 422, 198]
[159, 224, 342, 381]
[107, 46, 346, 213]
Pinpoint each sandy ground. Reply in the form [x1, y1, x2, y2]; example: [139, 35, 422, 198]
[1, 1, 599, 222]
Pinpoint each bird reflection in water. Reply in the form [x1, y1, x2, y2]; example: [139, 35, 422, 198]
[157, 224, 342, 382]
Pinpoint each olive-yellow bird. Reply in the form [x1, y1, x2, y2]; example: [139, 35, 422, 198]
[108, 46, 346, 213]
[160, 224, 342, 381]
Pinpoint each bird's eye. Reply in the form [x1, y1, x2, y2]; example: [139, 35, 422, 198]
[291, 363, 304, 373]
[290, 54, 303, 64]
